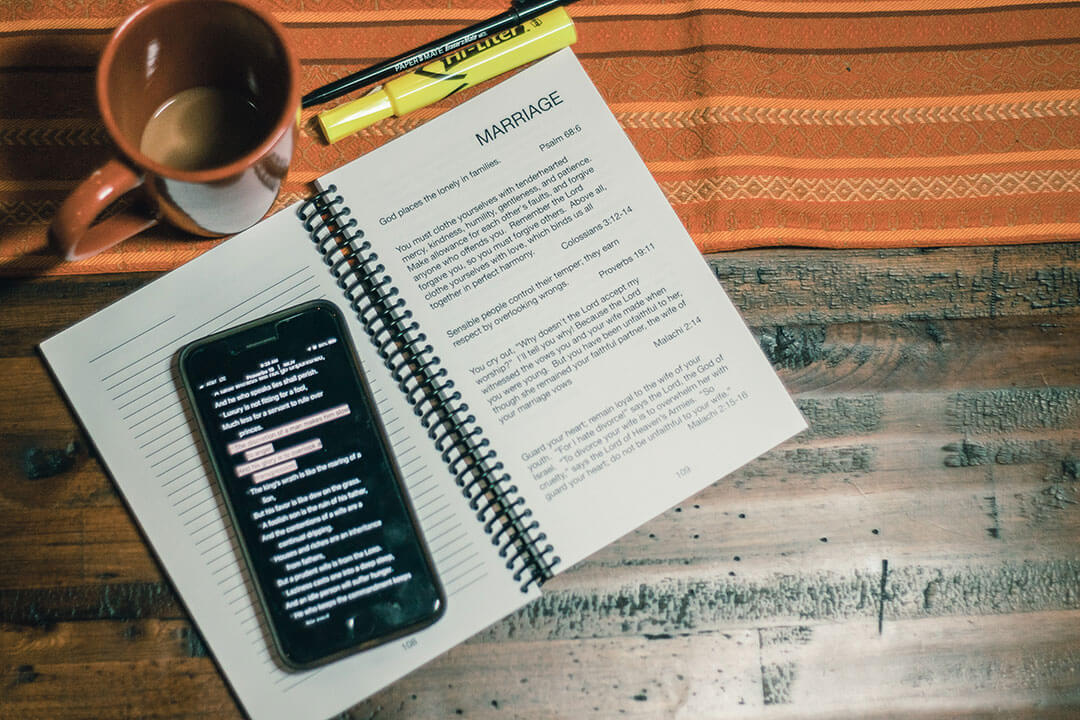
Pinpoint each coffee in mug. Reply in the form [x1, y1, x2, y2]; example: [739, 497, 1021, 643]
[139, 87, 268, 171]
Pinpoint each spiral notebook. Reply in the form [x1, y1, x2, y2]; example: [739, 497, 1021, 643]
[40, 50, 805, 720]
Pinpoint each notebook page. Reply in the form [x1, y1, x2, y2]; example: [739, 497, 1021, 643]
[40, 207, 535, 720]
[317, 49, 807, 571]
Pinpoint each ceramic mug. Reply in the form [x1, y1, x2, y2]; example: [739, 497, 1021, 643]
[51, 0, 301, 261]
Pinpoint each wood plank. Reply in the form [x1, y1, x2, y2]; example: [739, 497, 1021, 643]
[488, 555, 1080, 643]
[5, 314, 1080, 451]
[0, 274, 157, 358]
[5, 610, 1076, 719]
[771, 317, 1080, 393]
[711, 244, 1080, 325]
[4, 420, 1077, 590]
[586, 472, 1080, 568]
[5, 443, 1078, 626]
[0, 506, 160, 587]
[757, 610, 1080, 715]
[3, 243, 1079, 357]
[1, 434, 105, 504]
[4, 464, 1077, 622]
[1, 655, 237, 720]
[350, 610, 1080, 719]
[0, 358, 84, 434]
[0, 583, 181, 625]
[2, 618, 208, 665]
[5, 350, 1078, 592]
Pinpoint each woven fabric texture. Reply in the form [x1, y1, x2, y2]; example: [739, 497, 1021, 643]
[2, 0, 1080, 275]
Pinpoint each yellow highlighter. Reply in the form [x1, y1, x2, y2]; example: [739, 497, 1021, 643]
[318, 7, 577, 143]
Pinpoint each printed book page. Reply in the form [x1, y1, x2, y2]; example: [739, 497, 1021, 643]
[39, 207, 537, 720]
[318, 49, 807, 571]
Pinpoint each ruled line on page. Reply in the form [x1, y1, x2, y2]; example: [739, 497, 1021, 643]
[211, 555, 239, 577]
[409, 480, 437, 503]
[89, 314, 176, 364]
[406, 469, 434, 491]
[141, 419, 187, 445]
[149, 444, 196, 470]
[134, 409, 185, 442]
[145, 431, 188, 458]
[217, 569, 244, 589]
[115, 376, 175, 411]
[174, 486, 211, 511]
[421, 511, 455, 535]
[102, 268, 315, 387]
[154, 453, 201, 479]
[410, 488, 438, 509]
[116, 281, 325, 425]
[447, 555, 488, 586]
[179, 502, 220, 529]
[122, 290, 326, 437]
[439, 551, 481, 579]
[430, 532, 469, 558]
[446, 568, 489, 596]
[164, 466, 202, 493]
[421, 509, 455, 537]
[415, 495, 447, 516]
[200, 532, 233, 558]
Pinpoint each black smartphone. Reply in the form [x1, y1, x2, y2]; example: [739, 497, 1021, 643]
[179, 300, 444, 670]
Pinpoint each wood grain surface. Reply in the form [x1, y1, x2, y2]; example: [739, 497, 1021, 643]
[2, 243, 1079, 718]
[3, 0, 1080, 715]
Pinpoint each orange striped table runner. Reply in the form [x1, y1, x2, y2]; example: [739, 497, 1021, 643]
[2, 0, 1080, 275]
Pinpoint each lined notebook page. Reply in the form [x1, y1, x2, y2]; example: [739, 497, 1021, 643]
[41, 207, 536, 720]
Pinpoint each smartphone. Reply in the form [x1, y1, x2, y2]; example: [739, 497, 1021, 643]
[179, 300, 444, 669]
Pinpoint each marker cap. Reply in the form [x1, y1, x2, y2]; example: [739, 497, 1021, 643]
[318, 88, 394, 143]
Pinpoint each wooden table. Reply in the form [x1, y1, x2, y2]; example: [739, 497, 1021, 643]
[3, 0, 1080, 717]
[5, 244, 1080, 717]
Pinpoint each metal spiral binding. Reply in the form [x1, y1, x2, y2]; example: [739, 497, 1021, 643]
[297, 186, 559, 591]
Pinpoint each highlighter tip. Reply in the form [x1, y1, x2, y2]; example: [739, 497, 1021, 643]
[315, 112, 340, 144]
[318, 88, 395, 143]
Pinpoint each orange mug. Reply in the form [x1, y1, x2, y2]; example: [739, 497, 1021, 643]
[51, 0, 301, 261]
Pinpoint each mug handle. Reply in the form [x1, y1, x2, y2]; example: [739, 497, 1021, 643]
[51, 158, 159, 261]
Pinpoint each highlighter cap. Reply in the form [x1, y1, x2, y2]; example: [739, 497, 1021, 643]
[318, 88, 394, 143]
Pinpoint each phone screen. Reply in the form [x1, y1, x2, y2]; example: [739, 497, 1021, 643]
[179, 300, 444, 669]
